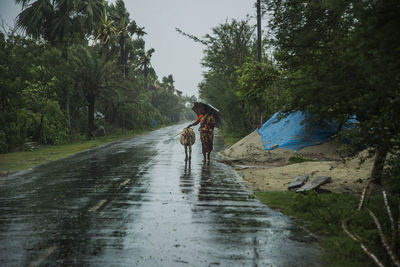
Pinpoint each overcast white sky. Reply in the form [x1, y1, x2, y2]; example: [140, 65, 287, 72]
[0, 0, 257, 97]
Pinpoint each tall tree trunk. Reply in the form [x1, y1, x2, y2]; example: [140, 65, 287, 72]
[66, 89, 71, 131]
[371, 146, 388, 184]
[61, 46, 72, 132]
[337, 121, 344, 134]
[144, 64, 148, 90]
[257, 0, 263, 124]
[87, 94, 96, 136]
[119, 34, 126, 76]
[39, 114, 47, 145]
[124, 48, 129, 75]
[257, 0, 262, 62]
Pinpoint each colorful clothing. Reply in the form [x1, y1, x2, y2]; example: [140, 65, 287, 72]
[193, 114, 216, 153]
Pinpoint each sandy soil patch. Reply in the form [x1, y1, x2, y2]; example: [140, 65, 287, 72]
[219, 130, 373, 194]
[220, 130, 343, 166]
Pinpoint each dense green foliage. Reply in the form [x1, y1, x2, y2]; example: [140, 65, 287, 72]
[0, 0, 196, 153]
[256, 191, 399, 266]
[2, 1, 400, 265]
[178, 4, 400, 264]
[264, 0, 400, 183]
[236, 60, 279, 127]
[198, 19, 258, 134]
[178, 19, 272, 135]
[179, 0, 399, 185]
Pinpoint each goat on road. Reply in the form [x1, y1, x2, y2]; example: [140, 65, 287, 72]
[180, 128, 196, 161]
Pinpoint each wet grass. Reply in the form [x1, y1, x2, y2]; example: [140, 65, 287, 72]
[219, 128, 247, 146]
[255, 191, 397, 267]
[288, 153, 315, 164]
[0, 129, 151, 173]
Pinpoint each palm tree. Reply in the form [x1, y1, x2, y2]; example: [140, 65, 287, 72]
[108, 0, 146, 76]
[15, 0, 105, 131]
[15, 0, 55, 41]
[16, 0, 104, 44]
[80, 0, 104, 35]
[72, 46, 117, 135]
[92, 6, 117, 45]
[139, 47, 155, 89]
[162, 75, 175, 93]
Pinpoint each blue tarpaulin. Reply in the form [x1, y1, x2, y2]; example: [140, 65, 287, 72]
[257, 112, 349, 151]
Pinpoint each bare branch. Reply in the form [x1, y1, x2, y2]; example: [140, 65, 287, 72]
[368, 209, 400, 266]
[397, 198, 400, 239]
[398, 197, 400, 247]
[341, 180, 388, 267]
[382, 190, 396, 250]
[342, 216, 385, 267]
[383, 191, 395, 231]
[360, 243, 386, 267]
[175, 27, 208, 45]
[358, 179, 372, 211]
[342, 217, 359, 242]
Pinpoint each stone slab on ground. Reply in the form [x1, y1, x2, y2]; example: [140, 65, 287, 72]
[296, 176, 332, 193]
[288, 175, 309, 190]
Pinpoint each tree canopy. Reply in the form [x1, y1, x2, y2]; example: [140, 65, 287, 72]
[178, 0, 399, 189]
[0, 0, 196, 152]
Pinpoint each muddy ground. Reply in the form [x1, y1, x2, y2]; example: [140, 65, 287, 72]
[219, 130, 373, 194]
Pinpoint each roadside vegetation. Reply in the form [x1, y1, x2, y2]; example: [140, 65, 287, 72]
[256, 191, 397, 267]
[288, 154, 315, 165]
[0, 127, 157, 173]
[219, 128, 244, 147]
[2, 0, 400, 265]
[1, 0, 196, 156]
[177, 0, 399, 265]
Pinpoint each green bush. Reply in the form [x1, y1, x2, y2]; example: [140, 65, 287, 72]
[385, 155, 400, 195]
[0, 130, 7, 153]
[288, 153, 314, 164]
[256, 191, 397, 266]
[42, 100, 68, 144]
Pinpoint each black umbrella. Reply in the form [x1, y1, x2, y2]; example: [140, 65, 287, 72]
[192, 102, 224, 128]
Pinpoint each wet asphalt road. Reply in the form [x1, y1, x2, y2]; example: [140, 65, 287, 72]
[0, 124, 321, 266]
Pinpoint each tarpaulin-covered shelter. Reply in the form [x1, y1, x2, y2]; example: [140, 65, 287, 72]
[257, 112, 355, 151]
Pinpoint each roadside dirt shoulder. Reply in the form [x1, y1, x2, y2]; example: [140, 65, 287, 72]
[219, 130, 373, 194]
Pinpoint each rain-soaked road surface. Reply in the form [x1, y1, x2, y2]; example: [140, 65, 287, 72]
[0, 124, 321, 266]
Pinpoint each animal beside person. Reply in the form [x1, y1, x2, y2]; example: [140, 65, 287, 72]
[180, 127, 196, 161]
[187, 108, 216, 162]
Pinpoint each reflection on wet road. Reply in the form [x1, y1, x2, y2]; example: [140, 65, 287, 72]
[0, 124, 320, 266]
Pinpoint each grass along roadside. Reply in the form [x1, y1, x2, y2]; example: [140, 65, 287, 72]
[219, 128, 247, 146]
[255, 191, 396, 267]
[0, 129, 151, 174]
[288, 153, 316, 164]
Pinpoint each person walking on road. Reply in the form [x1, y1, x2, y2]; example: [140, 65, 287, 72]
[187, 107, 216, 162]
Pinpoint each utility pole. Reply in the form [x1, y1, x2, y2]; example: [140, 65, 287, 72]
[257, 0, 262, 62]
[257, 0, 263, 126]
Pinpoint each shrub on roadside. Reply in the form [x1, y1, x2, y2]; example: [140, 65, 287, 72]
[256, 191, 397, 266]
[0, 130, 7, 153]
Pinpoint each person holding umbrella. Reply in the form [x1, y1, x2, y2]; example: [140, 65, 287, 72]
[187, 102, 222, 162]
